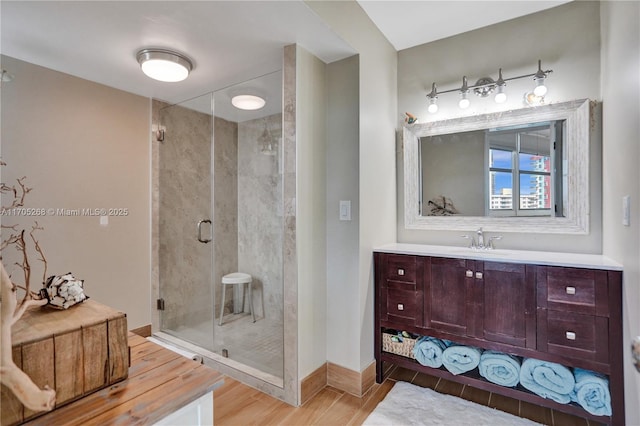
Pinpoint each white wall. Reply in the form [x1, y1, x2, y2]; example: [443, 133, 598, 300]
[397, 1, 603, 253]
[600, 2, 640, 424]
[325, 55, 360, 370]
[296, 45, 328, 379]
[305, 0, 397, 372]
[1, 56, 151, 329]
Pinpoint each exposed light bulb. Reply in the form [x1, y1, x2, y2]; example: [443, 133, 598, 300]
[534, 78, 548, 97]
[459, 94, 470, 109]
[494, 69, 507, 103]
[426, 82, 438, 114]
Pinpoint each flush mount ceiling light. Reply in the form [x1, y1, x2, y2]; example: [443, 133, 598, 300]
[137, 49, 193, 82]
[425, 60, 552, 114]
[231, 94, 266, 111]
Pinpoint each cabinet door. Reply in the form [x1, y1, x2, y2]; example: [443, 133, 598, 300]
[424, 257, 473, 335]
[480, 262, 536, 348]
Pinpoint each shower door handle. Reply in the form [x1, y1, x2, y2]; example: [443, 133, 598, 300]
[197, 219, 212, 243]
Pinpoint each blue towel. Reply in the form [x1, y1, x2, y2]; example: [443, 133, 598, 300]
[413, 336, 450, 368]
[520, 358, 575, 404]
[442, 345, 482, 375]
[478, 350, 521, 387]
[571, 368, 612, 416]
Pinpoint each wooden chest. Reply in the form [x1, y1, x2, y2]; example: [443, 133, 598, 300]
[1, 300, 128, 425]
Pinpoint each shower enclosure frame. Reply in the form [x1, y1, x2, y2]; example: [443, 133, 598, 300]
[150, 45, 298, 406]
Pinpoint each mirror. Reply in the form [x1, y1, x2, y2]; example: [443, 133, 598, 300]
[403, 99, 590, 234]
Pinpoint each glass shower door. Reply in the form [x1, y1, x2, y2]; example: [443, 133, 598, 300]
[158, 93, 215, 351]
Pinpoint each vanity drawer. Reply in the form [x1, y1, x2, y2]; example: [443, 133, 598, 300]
[385, 255, 417, 285]
[539, 266, 609, 316]
[539, 309, 609, 363]
[384, 289, 420, 326]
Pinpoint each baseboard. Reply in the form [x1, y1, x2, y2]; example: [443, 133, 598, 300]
[327, 360, 377, 397]
[300, 363, 327, 405]
[130, 324, 152, 337]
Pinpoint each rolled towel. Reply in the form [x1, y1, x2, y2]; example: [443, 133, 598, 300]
[478, 350, 521, 387]
[571, 368, 611, 416]
[520, 358, 575, 404]
[413, 336, 450, 368]
[442, 345, 482, 375]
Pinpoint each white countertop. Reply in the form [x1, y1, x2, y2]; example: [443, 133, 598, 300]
[374, 243, 623, 271]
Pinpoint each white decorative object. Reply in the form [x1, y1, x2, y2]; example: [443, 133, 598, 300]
[403, 99, 591, 234]
[42, 272, 88, 309]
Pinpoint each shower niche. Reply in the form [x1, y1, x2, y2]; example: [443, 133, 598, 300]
[152, 70, 285, 386]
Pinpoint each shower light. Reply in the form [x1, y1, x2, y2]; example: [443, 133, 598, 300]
[231, 95, 266, 110]
[424, 60, 552, 114]
[137, 48, 193, 82]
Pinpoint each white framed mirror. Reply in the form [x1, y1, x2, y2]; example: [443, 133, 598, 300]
[403, 99, 591, 234]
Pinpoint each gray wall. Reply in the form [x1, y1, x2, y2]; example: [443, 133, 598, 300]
[600, 2, 640, 424]
[397, 1, 602, 253]
[1, 56, 151, 328]
[307, 0, 397, 374]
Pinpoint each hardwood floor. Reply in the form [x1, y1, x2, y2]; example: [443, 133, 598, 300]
[213, 366, 603, 426]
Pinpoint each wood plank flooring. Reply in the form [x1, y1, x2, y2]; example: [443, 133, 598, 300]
[214, 366, 603, 426]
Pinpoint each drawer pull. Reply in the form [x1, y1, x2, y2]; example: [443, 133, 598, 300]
[566, 331, 576, 340]
[398, 268, 405, 276]
[466, 270, 473, 278]
[475, 272, 483, 280]
[397, 303, 404, 311]
[566, 286, 576, 295]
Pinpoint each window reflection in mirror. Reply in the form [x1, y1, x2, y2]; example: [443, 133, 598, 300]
[420, 120, 565, 218]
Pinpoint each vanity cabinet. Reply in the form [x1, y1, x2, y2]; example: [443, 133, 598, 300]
[424, 258, 536, 348]
[374, 250, 624, 425]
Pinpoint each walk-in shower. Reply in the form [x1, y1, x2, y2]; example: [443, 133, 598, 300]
[152, 70, 284, 384]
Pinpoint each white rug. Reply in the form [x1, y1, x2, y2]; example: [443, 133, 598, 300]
[363, 381, 542, 426]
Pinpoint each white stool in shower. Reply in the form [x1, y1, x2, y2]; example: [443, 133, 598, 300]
[219, 272, 254, 325]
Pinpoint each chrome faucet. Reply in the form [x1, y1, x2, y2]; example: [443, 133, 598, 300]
[476, 228, 484, 249]
[462, 228, 502, 250]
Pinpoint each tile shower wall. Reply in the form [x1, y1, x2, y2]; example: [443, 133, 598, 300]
[213, 116, 239, 318]
[237, 114, 284, 322]
[157, 101, 213, 344]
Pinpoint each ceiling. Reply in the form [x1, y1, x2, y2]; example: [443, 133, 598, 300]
[1, 1, 569, 120]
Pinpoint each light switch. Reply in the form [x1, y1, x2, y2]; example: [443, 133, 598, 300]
[100, 215, 109, 226]
[623, 195, 630, 226]
[339, 200, 351, 221]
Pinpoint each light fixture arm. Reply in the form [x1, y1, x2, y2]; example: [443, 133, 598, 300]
[429, 60, 552, 97]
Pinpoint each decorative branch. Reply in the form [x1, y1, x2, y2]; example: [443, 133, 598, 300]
[0, 163, 55, 413]
[0, 260, 56, 411]
[0, 176, 31, 209]
[30, 222, 47, 284]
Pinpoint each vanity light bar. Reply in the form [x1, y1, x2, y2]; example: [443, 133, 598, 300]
[426, 60, 553, 113]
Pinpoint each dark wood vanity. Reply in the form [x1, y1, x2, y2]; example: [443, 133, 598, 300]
[374, 245, 624, 425]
